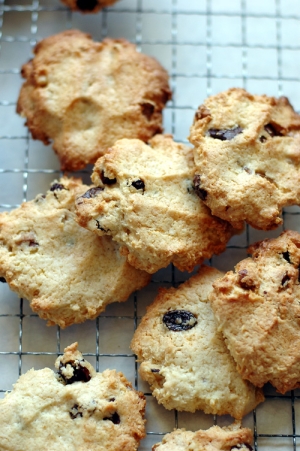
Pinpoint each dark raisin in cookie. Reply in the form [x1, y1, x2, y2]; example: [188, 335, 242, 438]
[131, 265, 264, 418]
[0, 343, 146, 451]
[210, 230, 300, 393]
[189, 88, 300, 230]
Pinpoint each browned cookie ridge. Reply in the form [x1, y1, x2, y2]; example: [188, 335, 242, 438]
[210, 230, 300, 393]
[75, 134, 240, 274]
[152, 423, 253, 451]
[189, 88, 300, 230]
[17, 29, 171, 171]
[0, 176, 150, 328]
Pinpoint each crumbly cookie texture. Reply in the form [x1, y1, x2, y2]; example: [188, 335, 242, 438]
[210, 230, 300, 393]
[61, 0, 118, 13]
[0, 176, 150, 328]
[75, 134, 239, 274]
[17, 29, 171, 171]
[130, 265, 264, 418]
[152, 423, 253, 451]
[0, 342, 146, 451]
[189, 88, 300, 230]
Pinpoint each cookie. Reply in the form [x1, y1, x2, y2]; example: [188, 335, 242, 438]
[17, 30, 171, 171]
[75, 134, 239, 274]
[130, 265, 264, 418]
[0, 176, 150, 328]
[189, 88, 300, 230]
[210, 230, 300, 393]
[0, 342, 146, 451]
[61, 0, 118, 13]
[152, 423, 253, 451]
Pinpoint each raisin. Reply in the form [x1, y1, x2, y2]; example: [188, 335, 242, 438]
[0, 277, 6, 283]
[282, 251, 291, 263]
[109, 397, 115, 402]
[207, 126, 243, 141]
[193, 174, 207, 201]
[100, 170, 116, 185]
[131, 179, 145, 191]
[76, 0, 98, 10]
[151, 369, 160, 373]
[238, 269, 256, 290]
[28, 240, 39, 247]
[259, 135, 267, 143]
[81, 187, 103, 199]
[69, 404, 83, 419]
[281, 273, 290, 286]
[163, 310, 197, 331]
[103, 412, 120, 424]
[141, 102, 155, 120]
[59, 360, 91, 384]
[50, 183, 65, 192]
[264, 123, 283, 137]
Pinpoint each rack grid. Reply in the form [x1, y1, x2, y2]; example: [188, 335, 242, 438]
[1, 0, 300, 450]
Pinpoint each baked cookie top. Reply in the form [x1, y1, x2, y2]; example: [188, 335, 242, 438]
[152, 424, 253, 451]
[17, 29, 171, 171]
[0, 176, 150, 328]
[210, 230, 300, 393]
[61, 0, 119, 13]
[130, 265, 264, 418]
[75, 134, 239, 274]
[0, 342, 146, 451]
[189, 88, 300, 230]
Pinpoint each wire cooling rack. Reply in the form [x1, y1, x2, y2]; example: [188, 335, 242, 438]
[1, 0, 300, 449]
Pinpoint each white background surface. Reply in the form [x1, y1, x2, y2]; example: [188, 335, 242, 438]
[1, 0, 300, 449]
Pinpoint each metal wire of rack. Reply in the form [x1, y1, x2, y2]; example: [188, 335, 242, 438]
[0, 0, 300, 450]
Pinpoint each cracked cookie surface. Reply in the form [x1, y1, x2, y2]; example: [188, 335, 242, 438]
[210, 230, 300, 393]
[0, 342, 146, 451]
[0, 176, 150, 328]
[189, 88, 300, 230]
[131, 265, 264, 418]
[17, 29, 171, 171]
[75, 134, 239, 274]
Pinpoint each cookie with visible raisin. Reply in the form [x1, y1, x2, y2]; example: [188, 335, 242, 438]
[0, 176, 150, 328]
[61, 0, 118, 13]
[189, 88, 300, 230]
[75, 134, 240, 274]
[17, 29, 171, 171]
[152, 423, 253, 451]
[0, 343, 146, 451]
[131, 265, 264, 418]
[210, 230, 300, 393]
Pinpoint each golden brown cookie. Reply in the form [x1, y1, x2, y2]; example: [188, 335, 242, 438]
[0, 177, 150, 328]
[131, 265, 264, 418]
[61, 0, 119, 13]
[17, 30, 171, 171]
[189, 88, 300, 230]
[0, 342, 146, 451]
[152, 423, 253, 451]
[75, 134, 240, 274]
[210, 230, 300, 393]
